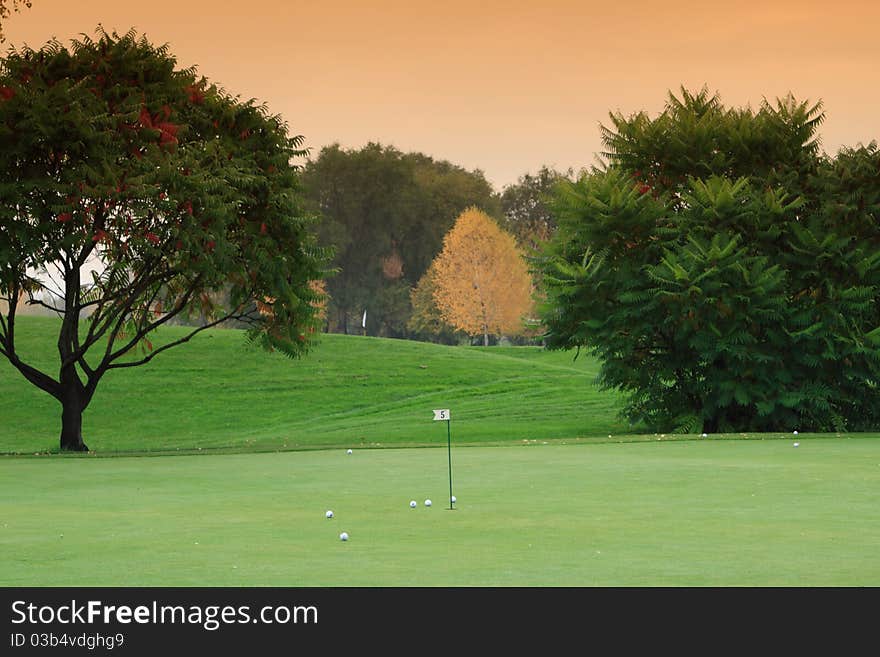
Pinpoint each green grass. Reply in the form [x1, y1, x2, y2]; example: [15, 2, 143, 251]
[3, 316, 879, 587]
[2, 438, 879, 586]
[1, 316, 627, 454]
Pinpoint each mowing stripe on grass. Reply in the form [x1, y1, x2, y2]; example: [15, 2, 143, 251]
[2, 438, 878, 586]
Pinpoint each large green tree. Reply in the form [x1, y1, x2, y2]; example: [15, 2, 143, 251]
[0, 29, 328, 451]
[538, 87, 880, 433]
[300, 142, 500, 337]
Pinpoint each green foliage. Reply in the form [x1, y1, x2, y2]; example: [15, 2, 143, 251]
[600, 85, 823, 200]
[300, 142, 500, 337]
[0, 28, 328, 447]
[406, 262, 463, 344]
[538, 88, 880, 432]
[500, 165, 576, 251]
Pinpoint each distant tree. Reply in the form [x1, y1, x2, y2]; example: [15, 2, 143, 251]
[538, 87, 880, 433]
[0, 0, 32, 43]
[300, 143, 501, 338]
[500, 165, 575, 251]
[0, 29, 328, 451]
[501, 165, 577, 342]
[406, 261, 462, 344]
[429, 207, 532, 346]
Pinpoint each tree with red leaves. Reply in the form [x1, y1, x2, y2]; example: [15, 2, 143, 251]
[0, 28, 329, 451]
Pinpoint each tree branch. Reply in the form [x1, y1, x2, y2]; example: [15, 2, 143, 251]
[78, 258, 167, 360]
[23, 296, 64, 316]
[38, 261, 67, 300]
[0, 299, 9, 340]
[104, 307, 253, 371]
[1, 285, 60, 399]
[6, 277, 19, 349]
[5, 351, 61, 399]
[101, 277, 200, 366]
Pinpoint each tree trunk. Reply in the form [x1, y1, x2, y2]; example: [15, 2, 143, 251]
[483, 331, 489, 347]
[59, 387, 89, 452]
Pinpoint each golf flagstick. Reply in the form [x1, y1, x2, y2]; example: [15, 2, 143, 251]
[446, 416, 454, 510]
[432, 409, 455, 510]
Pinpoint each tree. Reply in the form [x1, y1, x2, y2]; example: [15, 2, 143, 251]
[0, 0, 32, 43]
[537, 87, 880, 433]
[0, 29, 328, 451]
[500, 165, 575, 251]
[500, 165, 578, 342]
[429, 207, 532, 346]
[599, 86, 823, 200]
[300, 143, 501, 338]
[406, 261, 462, 344]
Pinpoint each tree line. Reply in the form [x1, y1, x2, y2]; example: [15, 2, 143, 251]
[300, 143, 569, 343]
[3, 29, 879, 451]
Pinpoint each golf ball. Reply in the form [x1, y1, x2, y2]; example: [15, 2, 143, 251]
[450, 495, 456, 504]
[325, 510, 334, 519]
[346, 449, 353, 454]
[339, 532, 348, 541]
[409, 500, 417, 508]
[793, 430, 799, 435]
[701, 433, 708, 438]
[793, 442, 800, 447]
[424, 499, 432, 507]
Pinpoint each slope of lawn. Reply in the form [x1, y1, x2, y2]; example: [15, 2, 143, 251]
[1, 316, 628, 454]
[4, 317, 879, 587]
[2, 438, 879, 586]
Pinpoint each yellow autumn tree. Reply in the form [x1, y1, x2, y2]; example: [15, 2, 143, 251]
[430, 207, 533, 346]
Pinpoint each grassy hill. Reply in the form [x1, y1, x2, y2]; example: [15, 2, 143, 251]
[5, 318, 880, 588]
[1, 316, 628, 454]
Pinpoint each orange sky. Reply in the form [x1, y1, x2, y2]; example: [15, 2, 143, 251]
[3, 0, 878, 190]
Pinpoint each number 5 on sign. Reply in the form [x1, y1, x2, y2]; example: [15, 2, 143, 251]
[433, 409, 450, 421]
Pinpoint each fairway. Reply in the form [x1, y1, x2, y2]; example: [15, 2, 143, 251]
[0, 317, 625, 454]
[3, 438, 879, 586]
